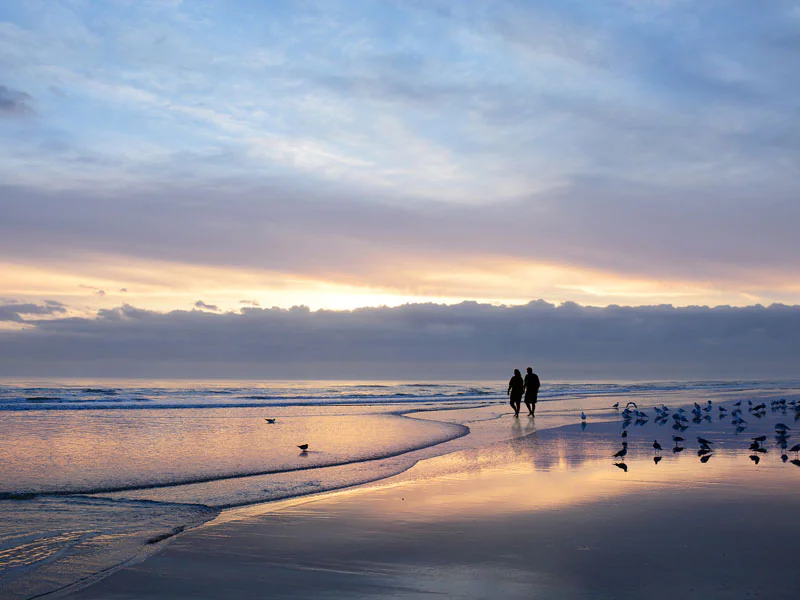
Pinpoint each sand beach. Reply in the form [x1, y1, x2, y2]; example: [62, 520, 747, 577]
[48, 384, 800, 600]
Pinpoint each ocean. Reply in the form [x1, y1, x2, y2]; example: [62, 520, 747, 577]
[1, 378, 799, 599]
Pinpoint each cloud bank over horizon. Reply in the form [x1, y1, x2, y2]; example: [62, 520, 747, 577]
[2, 300, 798, 380]
[1, 1, 800, 313]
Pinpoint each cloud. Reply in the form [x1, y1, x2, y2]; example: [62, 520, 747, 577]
[1, 180, 798, 302]
[0, 85, 34, 116]
[239, 300, 260, 306]
[2, 1, 800, 309]
[194, 300, 220, 311]
[1, 301, 798, 379]
[80, 285, 106, 296]
[0, 300, 67, 322]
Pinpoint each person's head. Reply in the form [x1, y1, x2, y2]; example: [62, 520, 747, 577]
[526, 367, 533, 374]
[514, 368, 521, 377]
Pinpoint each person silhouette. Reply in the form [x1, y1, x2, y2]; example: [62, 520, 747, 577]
[523, 367, 540, 416]
[507, 369, 524, 417]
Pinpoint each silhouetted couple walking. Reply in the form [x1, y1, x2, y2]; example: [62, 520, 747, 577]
[507, 367, 540, 417]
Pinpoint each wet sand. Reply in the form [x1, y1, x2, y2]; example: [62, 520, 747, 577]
[66, 404, 800, 600]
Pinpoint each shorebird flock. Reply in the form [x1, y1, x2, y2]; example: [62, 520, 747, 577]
[600, 397, 800, 471]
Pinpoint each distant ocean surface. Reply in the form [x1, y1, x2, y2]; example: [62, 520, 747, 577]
[1, 378, 793, 411]
[2, 378, 799, 599]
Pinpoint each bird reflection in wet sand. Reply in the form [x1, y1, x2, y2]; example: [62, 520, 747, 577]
[612, 443, 628, 461]
[606, 398, 800, 472]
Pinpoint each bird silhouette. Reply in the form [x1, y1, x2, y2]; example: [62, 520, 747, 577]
[653, 456, 663, 464]
[653, 440, 662, 452]
[613, 462, 628, 472]
[581, 411, 587, 421]
[612, 402, 620, 409]
[749, 454, 760, 464]
[791, 459, 800, 467]
[265, 418, 276, 424]
[700, 454, 712, 463]
[672, 435, 685, 443]
[697, 437, 713, 446]
[621, 430, 628, 438]
[298, 444, 309, 451]
[613, 445, 628, 460]
[789, 443, 800, 454]
[673, 446, 685, 453]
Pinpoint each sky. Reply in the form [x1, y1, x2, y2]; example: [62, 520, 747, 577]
[1, 1, 800, 377]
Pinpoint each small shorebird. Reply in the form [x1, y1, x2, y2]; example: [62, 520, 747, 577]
[653, 440, 662, 452]
[265, 418, 276, 424]
[621, 430, 628, 438]
[298, 444, 309, 452]
[672, 435, 684, 443]
[612, 402, 619, 409]
[581, 411, 587, 421]
[697, 437, 713, 446]
[789, 443, 800, 455]
[613, 445, 628, 460]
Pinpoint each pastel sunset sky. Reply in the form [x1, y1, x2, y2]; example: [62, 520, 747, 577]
[1, 1, 799, 377]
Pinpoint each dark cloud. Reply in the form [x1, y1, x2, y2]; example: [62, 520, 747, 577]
[0, 85, 34, 116]
[0, 300, 67, 322]
[1, 301, 798, 379]
[194, 300, 220, 311]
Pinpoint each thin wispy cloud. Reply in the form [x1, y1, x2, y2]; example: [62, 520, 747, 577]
[194, 300, 220, 312]
[0, 84, 34, 116]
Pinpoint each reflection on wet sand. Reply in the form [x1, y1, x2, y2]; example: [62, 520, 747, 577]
[596, 395, 800, 475]
[68, 393, 800, 600]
